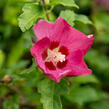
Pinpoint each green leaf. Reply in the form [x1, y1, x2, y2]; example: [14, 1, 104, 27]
[72, 74, 100, 84]
[22, 30, 33, 51]
[90, 101, 109, 109]
[49, 0, 79, 8]
[7, 60, 29, 74]
[1, 60, 30, 82]
[85, 50, 109, 84]
[60, 10, 92, 27]
[18, 61, 42, 86]
[3, 5, 20, 26]
[7, 37, 25, 67]
[3, 101, 19, 109]
[75, 14, 92, 24]
[38, 78, 69, 109]
[18, 3, 44, 32]
[85, 50, 109, 73]
[93, 12, 109, 43]
[3, 95, 19, 109]
[65, 86, 100, 106]
[60, 10, 75, 27]
[96, 32, 109, 43]
[93, 12, 109, 32]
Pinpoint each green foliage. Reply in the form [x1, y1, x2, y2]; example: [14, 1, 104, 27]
[3, 3, 21, 26]
[38, 78, 69, 109]
[90, 101, 109, 109]
[0, 50, 5, 69]
[49, 0, 79, 8]
[60, 10, 75, 27]
[93, 12, 109, 43]
[65, 85, 108, 106]
[60, 10, 92, 27]
[85, 50, 109, 73]
[18, 3, 44, 32]
[3, 95, 19, 109]
[7, 37, 25, 67]
[75, 14, 92, 24]
[0, 0, 109, 109]
[72, 74, 99, 84]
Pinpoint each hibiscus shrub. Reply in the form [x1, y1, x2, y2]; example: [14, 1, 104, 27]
[0, 0, 109, 109]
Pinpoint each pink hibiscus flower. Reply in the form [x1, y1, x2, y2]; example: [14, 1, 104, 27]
[31, 17, 94, 82]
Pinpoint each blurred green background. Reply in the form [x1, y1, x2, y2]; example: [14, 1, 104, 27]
[0, 0, 109, 109]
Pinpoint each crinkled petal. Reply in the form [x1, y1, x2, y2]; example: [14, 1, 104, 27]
[51, 17, 94, 54]
[68, 35, 94, 54]
[33, 20, 54, 40]
[45, 68, 71, 83]
[30, 37, 50, 70]
[66, 50, 92, 76]
[33, 17, 70, 40]
[34, 17, 94, 55]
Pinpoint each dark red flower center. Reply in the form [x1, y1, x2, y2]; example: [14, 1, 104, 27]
[42, 41, 69, 70]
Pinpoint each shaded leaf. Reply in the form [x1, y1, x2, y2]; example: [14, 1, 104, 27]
[72, 74, 100, 84]
[7, 37, 25, 67]
[38, 78, 69, 109]
[65, 86, 101, 106]
[90, 101, 109, 109]
[75, 14, 92, 24]
[85, 50, 109, 73]
[3, 95, 19, 109]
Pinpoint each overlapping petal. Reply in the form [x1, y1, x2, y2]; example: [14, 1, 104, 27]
[34, 17, 94, 55]
[31, 37, 50, 71]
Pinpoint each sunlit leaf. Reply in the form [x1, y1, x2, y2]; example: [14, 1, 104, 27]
[18, 3, 44, 32]
[49, 0, 79, 8]
[60, 10, 75, 27]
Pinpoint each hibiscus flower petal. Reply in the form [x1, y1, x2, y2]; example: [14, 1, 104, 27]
[33, 20, 54, 40]
[51, 17, 94, 55]
[34, 17, 94, 55]
[30, 37, 50, 70]
[45, 69, 71, 83]
[33, 17, 70, 41]
[31, 17, 94, 82]
[66, 50, 92, 76]
[67, 35, 94, 55]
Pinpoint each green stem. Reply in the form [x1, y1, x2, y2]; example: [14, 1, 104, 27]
[42, 0, 50, 21]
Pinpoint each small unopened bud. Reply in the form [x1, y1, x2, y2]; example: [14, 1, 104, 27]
[0, 75, 12, 83]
